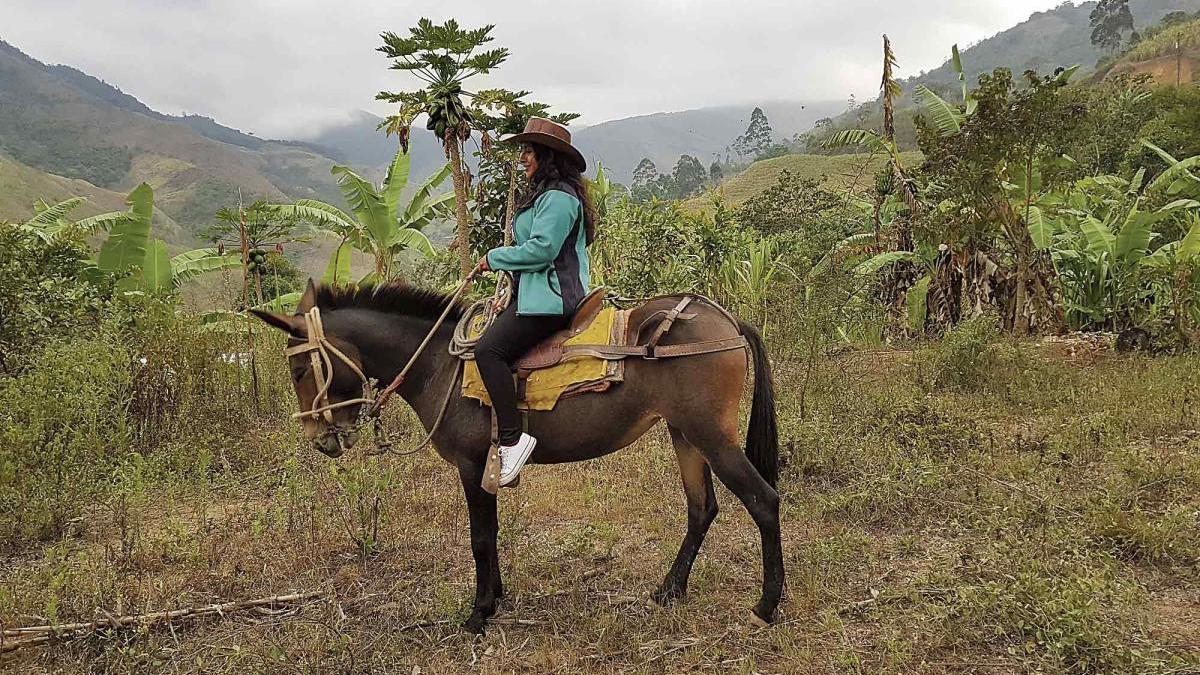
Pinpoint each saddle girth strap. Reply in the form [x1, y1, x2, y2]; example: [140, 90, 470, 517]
[559, 335, 749, 361]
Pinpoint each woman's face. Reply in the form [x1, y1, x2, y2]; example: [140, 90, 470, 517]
[519, 143, 538, 180]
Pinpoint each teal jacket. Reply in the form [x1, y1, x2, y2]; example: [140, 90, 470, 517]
[486, 187, 590, 316]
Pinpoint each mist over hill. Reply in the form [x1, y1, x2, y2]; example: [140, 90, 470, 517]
[298, 100, 847, 185]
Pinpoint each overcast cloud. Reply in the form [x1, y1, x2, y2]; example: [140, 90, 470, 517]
[1, 0, 1074, 138]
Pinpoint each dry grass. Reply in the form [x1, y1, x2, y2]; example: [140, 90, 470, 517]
[2, 345, 1199, 674]
[684, 152, 924, 213]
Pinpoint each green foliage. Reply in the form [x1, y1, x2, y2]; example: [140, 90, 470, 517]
[270, 149, 444, 282]
[671, 154, 707, 198]
[913, 313, 1003, 390]
[0, 224, 102, 374]
[732, 107, 774, 160]
[1124, 15, 1200, 61]
[0, 109, 132, 187]
[0, 336, 132, 542]
[734, 170, 858, 262]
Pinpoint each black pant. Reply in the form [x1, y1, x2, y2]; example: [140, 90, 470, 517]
[475, 304, 568, 446]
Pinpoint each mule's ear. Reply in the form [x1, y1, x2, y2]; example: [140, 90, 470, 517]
[298, 278, 318, 313]
[250, 309, 303, 336]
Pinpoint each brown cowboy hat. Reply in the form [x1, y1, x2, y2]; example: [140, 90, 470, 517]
[499, 117, 587, 172]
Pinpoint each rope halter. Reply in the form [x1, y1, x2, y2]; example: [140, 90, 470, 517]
[283, 307, 377, 424]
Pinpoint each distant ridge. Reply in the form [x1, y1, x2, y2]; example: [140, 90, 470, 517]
[0, 39, 348, 242]
[297, 101, 846, 185]
[803, 0, 1200, 150]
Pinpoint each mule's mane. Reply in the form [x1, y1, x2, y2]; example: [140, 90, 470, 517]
[313, 282, 465, 322]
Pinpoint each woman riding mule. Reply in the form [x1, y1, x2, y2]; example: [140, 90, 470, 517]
[474, 117, 596, 487]
[251, 140, 783, 633]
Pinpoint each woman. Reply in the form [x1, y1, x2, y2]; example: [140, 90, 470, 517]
[474, 117, 595, 487]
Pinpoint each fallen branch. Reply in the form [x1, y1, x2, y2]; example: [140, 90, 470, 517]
[2, 590, 325, 653]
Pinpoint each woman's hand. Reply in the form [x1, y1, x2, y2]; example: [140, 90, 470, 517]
[474, 256, 491, 274]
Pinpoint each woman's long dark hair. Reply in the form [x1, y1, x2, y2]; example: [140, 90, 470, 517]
[515, 142, 597, 245]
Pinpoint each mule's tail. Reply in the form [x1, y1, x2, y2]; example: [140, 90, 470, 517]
[739, 321, 778, 489]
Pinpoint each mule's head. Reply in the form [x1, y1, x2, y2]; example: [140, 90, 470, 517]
[251, 281, 367, 458]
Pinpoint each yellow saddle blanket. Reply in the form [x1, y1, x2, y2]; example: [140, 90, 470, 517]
[462, 307, 626, 411]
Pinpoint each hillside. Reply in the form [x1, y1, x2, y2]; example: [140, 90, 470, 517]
[0, 153, 181, 234]
[570, 100, 846, 184]
[0, 39, 347, 243]
[684, 152, 922, 211]
[803, 0, 1200, 152]
[1103, 18, 1200, 83]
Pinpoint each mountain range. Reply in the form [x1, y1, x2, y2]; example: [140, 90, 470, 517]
[5, 0, 1199, 244]
[299, 101, 847, 186]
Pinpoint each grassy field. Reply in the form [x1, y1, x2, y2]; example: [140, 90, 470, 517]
[2, 326, 1198, 674]
[686, 152, 924, 212]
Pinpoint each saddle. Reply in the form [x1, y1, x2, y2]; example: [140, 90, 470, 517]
[514, 288, 608, 371]
[512, 291, 750, 373]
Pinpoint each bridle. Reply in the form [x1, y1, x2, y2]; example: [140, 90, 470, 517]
[281, 269, 480, 456]
[284, 306, 377, 424]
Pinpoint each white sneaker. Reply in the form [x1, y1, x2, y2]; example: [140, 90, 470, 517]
[499, 433, 537, 487]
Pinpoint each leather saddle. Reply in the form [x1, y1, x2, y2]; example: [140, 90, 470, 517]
[514, 288, 607, 372]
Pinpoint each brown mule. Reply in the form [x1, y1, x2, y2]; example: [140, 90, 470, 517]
[253, 280, 782, 633]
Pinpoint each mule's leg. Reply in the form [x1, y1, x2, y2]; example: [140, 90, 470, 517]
[457, 462, 503, 633]
[676, 416, 783, 624]
[652, 425, 718, 606]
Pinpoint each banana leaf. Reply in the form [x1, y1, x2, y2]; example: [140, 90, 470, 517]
[322, 240, 354, 285]
[906, 275, 931, 333]
[142, 238, 172, 292]
[98, 183, 154, 274]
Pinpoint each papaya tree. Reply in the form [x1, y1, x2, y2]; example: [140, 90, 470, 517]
[269, 148, 449, 284]
[377, 18, 509, 276]
[471, 88, 578, 254]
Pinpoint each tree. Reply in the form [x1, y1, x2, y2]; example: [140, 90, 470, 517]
[631, 158, 662, 201]
[1090, 0, 1136, 53]
[377, 19, 509, 277]
[733, 107, 773, 159]
[917, 68, 1085, 334]
[709, 161, 723, 184]
[206, 201, 304, 305]
[270, 148, 448, 285]
[672, 155, 707, 198]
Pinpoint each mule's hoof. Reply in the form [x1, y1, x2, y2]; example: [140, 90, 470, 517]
[650, 587, 685, 607]
[461, 616, 487, 634]
[749, 609, 773, 628]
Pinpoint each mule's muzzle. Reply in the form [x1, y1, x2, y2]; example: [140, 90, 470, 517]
[314, 427, 361, 458]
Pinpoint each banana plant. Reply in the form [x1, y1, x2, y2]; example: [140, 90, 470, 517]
[87, 184, 239, 293]
[1138, 214, 1200, 339]
[1047, 170, 1200, 329]
[1142, 141, 1200, 198]
[271, 148, 450, 284]
[17, 196, 141, 243]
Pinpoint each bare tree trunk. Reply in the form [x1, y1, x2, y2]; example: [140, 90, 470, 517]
[237, 205, 260, 412]
[446, 140, 474, 278]
[505, 161, 518, 246]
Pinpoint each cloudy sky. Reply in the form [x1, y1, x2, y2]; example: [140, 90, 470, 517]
[2, 0, 1074, 138]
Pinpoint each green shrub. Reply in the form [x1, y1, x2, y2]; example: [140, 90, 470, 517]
[941, 545, 1149, 673]
[913, 313, 1003, 391]
[0, 336, 132, 542]
[0, 224, 104, 374]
